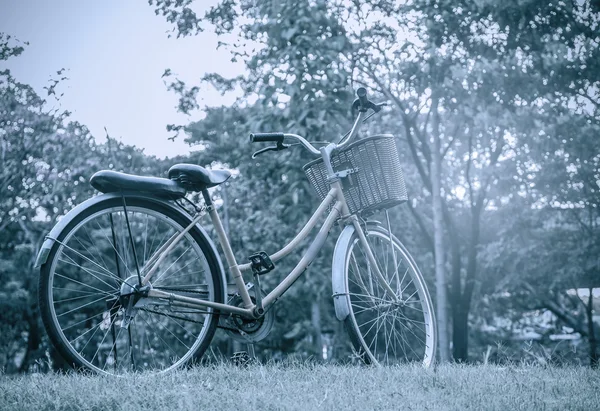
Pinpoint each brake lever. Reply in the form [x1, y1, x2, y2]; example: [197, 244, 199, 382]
[379, 101, 391, 109]
[252, 142, 290, 159]
[362, 102, 391, 123]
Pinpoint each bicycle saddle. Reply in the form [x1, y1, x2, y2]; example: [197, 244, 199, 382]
[168, 163, 231, 191]
[90, 170, 187, 198]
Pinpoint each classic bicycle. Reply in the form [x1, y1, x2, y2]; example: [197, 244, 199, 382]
[36, 88, 436, 375]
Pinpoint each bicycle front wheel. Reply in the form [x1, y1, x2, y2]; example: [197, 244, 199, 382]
[342, 225, 436, 367]
[39, 196, 224, 375]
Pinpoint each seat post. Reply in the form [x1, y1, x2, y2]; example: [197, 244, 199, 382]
[201, 189, 213, 209]
[202, 189, 253, 309]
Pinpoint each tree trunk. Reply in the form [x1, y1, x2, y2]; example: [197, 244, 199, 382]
[451, 201, 482, 363]
[452, 303, 469, 361]
[587, 287, 598, 368]
[431, 95, 450, 362]
[49, 345, 70, 372]
[311, 300, 322, 360]
[18, 306, 42, 373]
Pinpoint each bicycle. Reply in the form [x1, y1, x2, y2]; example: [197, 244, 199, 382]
[36, 88, 437, 375]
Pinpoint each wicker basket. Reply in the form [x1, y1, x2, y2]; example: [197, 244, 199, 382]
[303, 135, 408, 216]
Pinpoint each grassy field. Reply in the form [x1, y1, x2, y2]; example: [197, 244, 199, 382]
[1, 363, 598, 411]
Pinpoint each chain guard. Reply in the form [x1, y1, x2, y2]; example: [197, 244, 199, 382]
[225, 286, 274, 343]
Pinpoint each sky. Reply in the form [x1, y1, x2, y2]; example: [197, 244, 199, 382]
[0, 0, 243, 158]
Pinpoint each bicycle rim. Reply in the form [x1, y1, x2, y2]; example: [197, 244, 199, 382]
[42, 201, 218, 374]
[344, 228, 436, 367]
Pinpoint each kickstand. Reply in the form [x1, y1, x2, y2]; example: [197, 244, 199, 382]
[247, 343, 256, 360]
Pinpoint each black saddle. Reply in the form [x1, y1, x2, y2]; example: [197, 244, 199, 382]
[90, 170, 187, 198]
[90, 165, 231, 198]
[168, 164, 231, 191]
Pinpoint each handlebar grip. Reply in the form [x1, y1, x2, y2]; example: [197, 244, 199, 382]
[357, 87, 368, 107]
[249, 132, 285, 143]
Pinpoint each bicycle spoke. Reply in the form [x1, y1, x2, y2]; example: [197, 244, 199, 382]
[402, 300, 425, 313]
[391, 309, 427, 342]
[153, 246, 192, 284]
[108, 320, 126, 371]
[143, 316, 158, 370]
[89, 300, 120, 368]
[54, 292, 115, 304]
[143, 213, 149, 263]
[62, 311, 106, 332]
[54, 272, 115, 297]
[72, 234, 112, 282]
[56, 294, 113, 318]
[385, 312, 405, 361]
[56, 240, 121, 280]
[153, 259, 203, 286]
[58, 255, 119, 291]
[103, 214, 130, 278]
[81, 224, 113, 277]
[144, 227, 173, 271]
[139, 313, 183, 364]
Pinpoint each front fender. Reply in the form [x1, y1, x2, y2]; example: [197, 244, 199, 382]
[331, 224, 355, 321]
[35, 192, 228, 305]
[331, 221, 384, 321]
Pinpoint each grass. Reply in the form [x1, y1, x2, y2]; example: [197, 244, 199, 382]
[1, 363, 599, 411]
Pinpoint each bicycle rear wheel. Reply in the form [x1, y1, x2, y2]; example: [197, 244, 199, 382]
[342, 225, 436, 367]
[39, 196, 224, 374]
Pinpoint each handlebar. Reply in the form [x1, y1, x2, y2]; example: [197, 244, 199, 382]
[249, 132, 285, 143]
[250, 88, 383, 158]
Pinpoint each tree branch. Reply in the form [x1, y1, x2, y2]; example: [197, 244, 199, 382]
[523, 282, 589, 337]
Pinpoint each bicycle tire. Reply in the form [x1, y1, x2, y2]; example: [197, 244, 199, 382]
[341, 225, 436, 367]
[39, 195, 224, 374]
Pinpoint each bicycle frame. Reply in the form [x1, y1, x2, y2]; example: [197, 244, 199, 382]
[145, 184, 341, 318]
[143, 165, 396, 320]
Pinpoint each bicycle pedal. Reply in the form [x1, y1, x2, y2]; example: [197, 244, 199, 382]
[248, 251, 275, 275]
